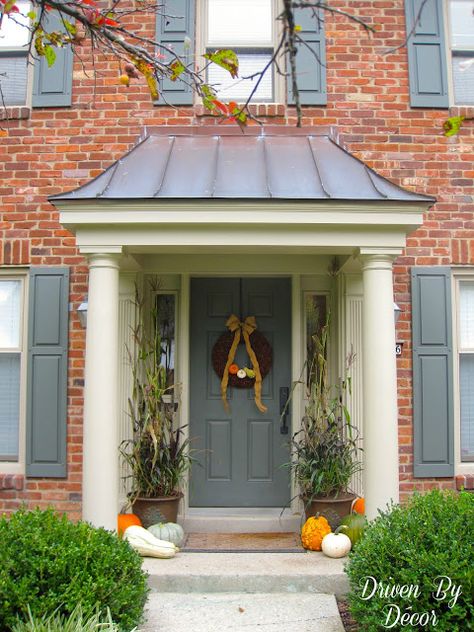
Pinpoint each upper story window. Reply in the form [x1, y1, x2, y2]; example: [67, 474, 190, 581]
[0, 278, 24, 462]
[449, 0, 474, 105]
[0, 0, 31, 106]
[204, 0, 276, 102]
[459, 281, 474, 462]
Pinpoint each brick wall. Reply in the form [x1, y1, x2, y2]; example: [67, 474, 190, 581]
[1, 0, 472, 515]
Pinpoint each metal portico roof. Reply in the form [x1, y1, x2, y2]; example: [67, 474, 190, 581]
[50, 126, 435, 203]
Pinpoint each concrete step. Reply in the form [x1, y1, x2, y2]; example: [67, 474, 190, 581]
[181, 508, 302, 533]
[141, 592, 345, 632]
[143, 552, 349, 596]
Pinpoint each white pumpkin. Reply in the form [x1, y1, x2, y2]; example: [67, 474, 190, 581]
[148, 522, 185, 547]
[321, 531, 352, 558]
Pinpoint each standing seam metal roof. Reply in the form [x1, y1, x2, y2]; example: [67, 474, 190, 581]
[49, 128, 435, 203]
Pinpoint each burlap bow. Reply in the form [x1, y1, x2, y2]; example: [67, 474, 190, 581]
[221, 314, 267, 414]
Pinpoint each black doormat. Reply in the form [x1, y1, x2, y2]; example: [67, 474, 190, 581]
[182, 532, 304, 553]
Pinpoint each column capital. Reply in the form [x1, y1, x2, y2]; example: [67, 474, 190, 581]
[87, 253, 121, 270]
[360, 253, 397, 272]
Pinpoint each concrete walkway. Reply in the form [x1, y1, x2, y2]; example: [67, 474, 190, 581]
[140, 552, 348, 631]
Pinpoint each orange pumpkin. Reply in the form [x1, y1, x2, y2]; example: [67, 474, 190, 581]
[229, 363, 239, 375]
[352, 497, 365, 515]
[118, 513, 142, 537]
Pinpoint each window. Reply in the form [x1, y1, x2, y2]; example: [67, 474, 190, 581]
[0, 278, 24, 462]
[203, 0, 276, 102]
[155, 293, 176, 389]
[449, 0, 474, 105]
[0, 0, 31, 106]
[459, 281, 474, 462]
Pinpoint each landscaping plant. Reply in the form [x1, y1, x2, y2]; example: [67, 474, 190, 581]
[345, 490, 474, 631]
[11, 605, 134, 632]
[0, 509, 148, 631]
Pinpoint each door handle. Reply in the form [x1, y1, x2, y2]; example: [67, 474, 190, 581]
[279, 387, 289, 435]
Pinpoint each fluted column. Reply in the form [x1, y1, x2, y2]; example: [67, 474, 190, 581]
[82, 254, 120, 529]
[361, 254, 399, 520]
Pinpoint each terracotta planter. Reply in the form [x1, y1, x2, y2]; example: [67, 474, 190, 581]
[132, 493, 183, 528]
[303, 492, 356, 524]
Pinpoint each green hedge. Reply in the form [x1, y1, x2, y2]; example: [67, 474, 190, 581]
[0, 509, 148, 631]
[345, 490, 474, 631]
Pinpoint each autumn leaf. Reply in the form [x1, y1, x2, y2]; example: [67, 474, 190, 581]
[229, 101, 247, 126]
[201, 84, 218, 111]
[211, 99, 229, 115]
[204, 49, 239, 78]
[443, 115, 465, 137]
[44, 44, 56, 67]
[170, 60, 185, 82]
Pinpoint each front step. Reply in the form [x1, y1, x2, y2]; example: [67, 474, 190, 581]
[143, 552, 349, 596]
[141, 592, 345, 631]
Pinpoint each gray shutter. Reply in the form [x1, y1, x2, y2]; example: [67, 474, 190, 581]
[156, 0, 195, 105]
[32, 12, 73, 107]
[26, 268, 69, 478]
[404, 0, 448, 108]
[288, 8, 326, 106]
[411, 267, 454, 477]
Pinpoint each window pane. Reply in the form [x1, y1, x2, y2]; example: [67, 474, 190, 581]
[452, 55, 474, 104]
[0, 280, 21, 348]
[459, 282, 474, 348]
[450, 1, 474, 49]
[460, 354, 474, 461]
[156, 294, 175, 388]
[0, 56, 28, 106]
[0, 1, 31, 47]
[207, 53, 273, 101]
[0, 354, 20, 460]
[207, 0, 272, 45]
[305, 294, 327, 388]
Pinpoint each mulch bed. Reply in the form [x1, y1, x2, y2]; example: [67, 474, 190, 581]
[336, 596, 359, 632]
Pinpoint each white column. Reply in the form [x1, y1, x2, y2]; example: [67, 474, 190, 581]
[82, 254, 120, 530]
[361, 254, 399, 520]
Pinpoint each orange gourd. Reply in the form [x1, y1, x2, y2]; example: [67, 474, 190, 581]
[301, 516, 331, 551]
[229, 363, 239, 375]
[352, 497, 365, 515]
[118, 513, 142, 537]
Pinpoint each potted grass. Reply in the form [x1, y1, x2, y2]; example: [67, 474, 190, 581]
[284, 317, 362, 525]
[120, 280, 192, 528]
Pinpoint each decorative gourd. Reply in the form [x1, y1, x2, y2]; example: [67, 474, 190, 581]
[352, 497, 365, 515]
[124, 525, 178, 558]
[148, 522, 185, 547]
[301, 516, 331, 551]
[117, 513, 142, 538]
[321, 530, 352, 558]
[340, 513, 366, 546]
[229, 364, 239, 375]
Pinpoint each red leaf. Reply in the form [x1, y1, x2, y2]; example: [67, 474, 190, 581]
[211, 99, 228, 115]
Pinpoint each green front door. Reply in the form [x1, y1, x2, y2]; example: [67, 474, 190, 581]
[189, 278, 291, 507]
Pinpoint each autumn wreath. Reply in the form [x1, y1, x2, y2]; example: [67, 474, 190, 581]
[212, 314, 272, 413]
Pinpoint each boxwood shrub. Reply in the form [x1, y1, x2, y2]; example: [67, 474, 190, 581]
[345, 490, 474, 631]
[0, 508, 148, 631]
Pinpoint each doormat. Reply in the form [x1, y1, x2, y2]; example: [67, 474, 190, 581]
[182, 532, 304, 553]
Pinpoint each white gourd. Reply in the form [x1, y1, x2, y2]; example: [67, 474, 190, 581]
[321, 532, 352, 558]
[124, 525, 178, 558]
[147, 522, 185, 547]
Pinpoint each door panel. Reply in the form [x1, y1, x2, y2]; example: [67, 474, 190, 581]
[190, 277, 291, 507]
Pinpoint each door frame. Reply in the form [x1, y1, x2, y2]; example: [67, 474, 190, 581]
[175, 266, 335, 517]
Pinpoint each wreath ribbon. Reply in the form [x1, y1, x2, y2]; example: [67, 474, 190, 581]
[221, 314, 267, 414]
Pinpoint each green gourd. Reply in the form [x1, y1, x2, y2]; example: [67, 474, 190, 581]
[340, 513, 366, 546]
[147, 522, 185, 547]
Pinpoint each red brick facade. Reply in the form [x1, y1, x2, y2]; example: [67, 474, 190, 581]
[1, 0, 473, 516]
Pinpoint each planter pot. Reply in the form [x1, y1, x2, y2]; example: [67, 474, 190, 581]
[303, 492, 356, 525]
[132, 493, 183, 528]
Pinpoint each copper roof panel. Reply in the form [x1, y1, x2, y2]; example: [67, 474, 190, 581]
[102, 136, 173, 198]
[265, 136, 327, 198]
[50, 127, 435, 203]
[214, 136, 268, 197]
[158, 136, 218, 197]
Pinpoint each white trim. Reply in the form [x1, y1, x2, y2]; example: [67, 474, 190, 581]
[445, 0, 474, 107]
[0, 270, 28, 474]
[453, 270, 474, 474]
